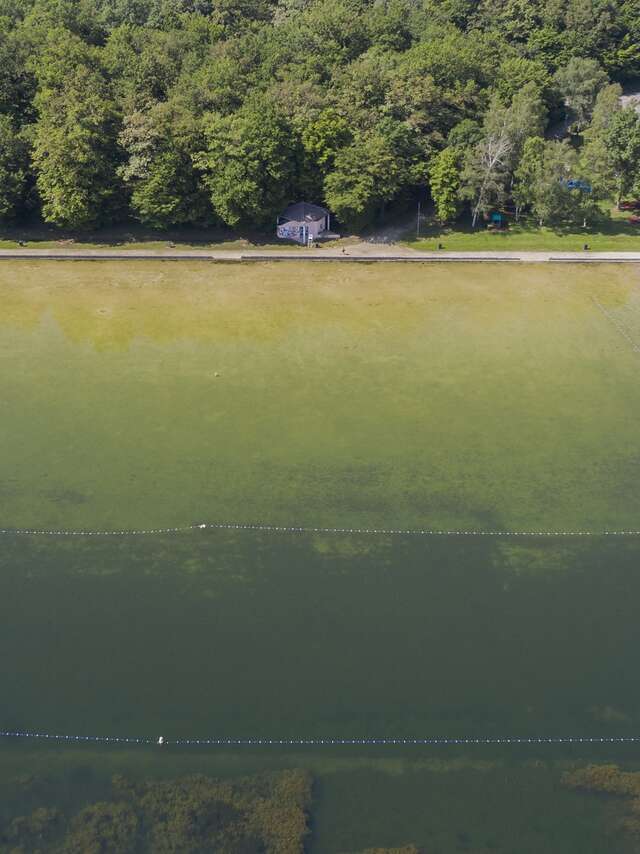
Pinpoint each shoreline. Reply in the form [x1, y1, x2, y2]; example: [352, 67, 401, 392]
[1, 247, 640, 263]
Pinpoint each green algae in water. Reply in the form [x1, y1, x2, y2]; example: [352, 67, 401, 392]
[2, 261, 640, 851]
[0, 750, 633, 853]
[0, 768, 312, 853]
[2, 261, 640, 531]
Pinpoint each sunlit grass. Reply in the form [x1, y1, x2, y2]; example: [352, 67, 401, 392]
[405, 208, 640, 252]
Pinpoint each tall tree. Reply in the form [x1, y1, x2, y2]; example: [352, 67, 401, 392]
[300, 108, 352, 171]
[580, 84, 640, 206]
[520, 140, 582, 226]
[428, 146, 460, 223]
[0, 20, 36, 123]
[505, 82, 547, 158]
[0, 114, 28, 220]
[462, 129, 512, 227]
[323, 119, 422, 229]
[31, 33, 122, 228]
[580, 83, 622, 200]
[553, 57, 609, 131]
[461, 84, 546, 226]
[118, 102, 210, 227]
[512, 135, 545, 220]
[193, 97, 295, 228]
[495, 56, 552, 106]
[605, 108, 640, 205]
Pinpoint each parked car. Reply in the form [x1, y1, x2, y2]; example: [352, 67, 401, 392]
[628, 215, 640, 224]
[619, 200, 640, 210]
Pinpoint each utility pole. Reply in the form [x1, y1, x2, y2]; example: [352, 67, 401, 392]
[417, 199, 421, 238]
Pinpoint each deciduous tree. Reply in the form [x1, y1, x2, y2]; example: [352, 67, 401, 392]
[0, 114, 28, 220]
[32, 46, 122, 228]
[193, 97, 295, 228]
[428, 146, 460, 223]
[513, 135, 545, 219]
[462, 129, 512, 227]
[119, 102, 210, 227]
[323, 120, 420, 229]
[605, 108, 640, 205]
[524, 140, 582, 226]
[553, 57, 609, 131]
[580, 83, 621, 200]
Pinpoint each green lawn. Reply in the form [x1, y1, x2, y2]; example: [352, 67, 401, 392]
[405, 208, 640, 252]
[5, 209, 640, 253]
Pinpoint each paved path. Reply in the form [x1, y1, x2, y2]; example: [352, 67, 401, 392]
[1, 247, 640, 262]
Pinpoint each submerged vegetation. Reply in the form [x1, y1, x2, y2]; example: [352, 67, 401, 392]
[354, 848, 421, 853]
[1, 0, 640, 234]
[2, 258, 640, 848]
[0, 769, 313, 853]
[562, 764, 640, 841]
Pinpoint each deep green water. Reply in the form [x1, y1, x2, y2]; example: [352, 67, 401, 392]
[2, 261, 640, 851]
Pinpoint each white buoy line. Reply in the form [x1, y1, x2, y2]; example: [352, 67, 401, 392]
[1, 522, 640, 537]
[1, 730, 639, 747]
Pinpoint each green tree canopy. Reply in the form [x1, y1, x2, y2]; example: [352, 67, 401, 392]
[31, 38, 122, 228]
[119, 100, 210, 227]
[323, 119, 423, 229]
[553, 56, 609, 130]
[193, 97, 295, 228]
[604, 107, 640, 204]
[0, 114, 28, 220]
[461, 87, 545, 226]
[428, 146, 460, 223]
[0, 0, 638, 233]
[516, 139, 584, 225]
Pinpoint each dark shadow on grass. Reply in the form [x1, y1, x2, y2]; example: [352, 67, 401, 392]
[0, 220, 315, 249]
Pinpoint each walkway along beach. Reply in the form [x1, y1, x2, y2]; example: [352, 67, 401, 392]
[1, 248, 640, 262]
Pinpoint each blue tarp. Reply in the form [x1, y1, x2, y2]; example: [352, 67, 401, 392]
[562, 179, 592, 193]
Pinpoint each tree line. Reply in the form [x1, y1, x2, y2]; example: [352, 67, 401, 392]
[1, 0, 640, 233]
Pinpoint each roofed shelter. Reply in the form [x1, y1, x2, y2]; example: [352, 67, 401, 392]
[276, 202, 335, 244]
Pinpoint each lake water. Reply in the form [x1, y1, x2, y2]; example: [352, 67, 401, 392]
[2, 261, 640, 852]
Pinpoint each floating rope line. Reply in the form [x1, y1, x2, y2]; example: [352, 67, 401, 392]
[592, 297, 640, 354]
[2, 522, 640, 537]
[2, 730, 640, 747]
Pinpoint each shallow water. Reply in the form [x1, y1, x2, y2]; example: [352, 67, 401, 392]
[2, 531, 640, 741]
[2, 262, 640, 851]
[3, 261, 640, 531]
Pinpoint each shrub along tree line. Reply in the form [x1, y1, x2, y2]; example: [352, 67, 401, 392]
[1, 0, 640, 232]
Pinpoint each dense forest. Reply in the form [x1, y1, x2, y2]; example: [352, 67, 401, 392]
[1, 0, 640, 232]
